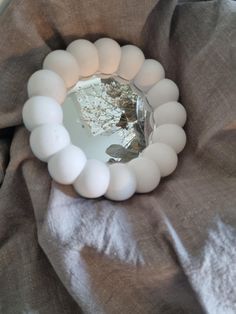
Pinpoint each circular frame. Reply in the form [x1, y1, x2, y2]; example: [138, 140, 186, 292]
[22, 38, 187, 201]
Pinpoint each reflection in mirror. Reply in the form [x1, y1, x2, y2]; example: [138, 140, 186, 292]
[62, 76, 150, 163]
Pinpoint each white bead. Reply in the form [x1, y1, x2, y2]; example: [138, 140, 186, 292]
[153, 101, 187, 127]
[116, 45, 145, 81]
[94, 38, 121, 74]
[128, 157, 160, 193]
[48, 145, 86, 184]
[22, 96, 63, 131]
[105, 163, 136, 201]
[67, 39, 99, 77]
[142, 143, 178, 177]
[27, 69, 67, 104]
[152, 124, 186, 154]
[73, 159, 110, 198]
[147, 79, 179, 109]
[30, 124, 70, 162]
[43, 50, 80, 88]
[133, 59, 165, 92]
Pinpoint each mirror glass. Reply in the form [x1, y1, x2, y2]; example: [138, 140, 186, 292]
[62, 76, 150, 163]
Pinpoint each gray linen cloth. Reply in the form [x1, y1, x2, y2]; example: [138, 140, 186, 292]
[0, 0, 236, 313]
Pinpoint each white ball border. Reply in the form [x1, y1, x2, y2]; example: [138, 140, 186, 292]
[22, 38, 187, 201]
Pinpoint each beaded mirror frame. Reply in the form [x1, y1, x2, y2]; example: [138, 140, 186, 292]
[22, 38, 187, 201]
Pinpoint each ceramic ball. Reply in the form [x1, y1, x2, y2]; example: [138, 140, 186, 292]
[133, 59, 165, 92]
[27, 69, 67, 104]
[128, 157, 160, 193]
[116, 45, 145, 81]
[48, 145, 87, 184]
[73, 159, 110, 198]
[152, 124, 186, 154]
[43, 50, 80, 88]
[67, 39, 99, 77]
[105, 163, 136, 201]
[142, 142, 178, 177]
[153, 101, 187, 127]
[147, 79, 179, 109]
[94, 38, 121, 74]
[22, 96, 63, 131]
[30, 124, 70, 162]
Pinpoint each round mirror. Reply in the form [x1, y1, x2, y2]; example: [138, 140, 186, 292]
[23, 38, 186, 201]
[62, 76, 150, 163]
